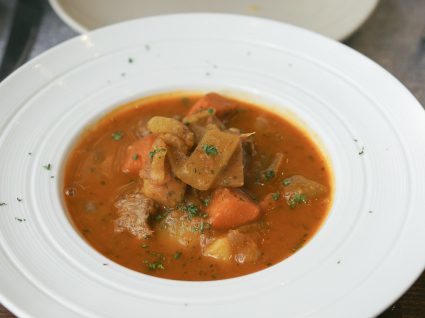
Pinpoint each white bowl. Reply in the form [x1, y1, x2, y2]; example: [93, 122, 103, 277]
[0, 14, 424, 318]
[49, 0, 379, 40]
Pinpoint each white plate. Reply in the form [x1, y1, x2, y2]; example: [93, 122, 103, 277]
[49, 0, 378, 40]
[1, 14, 425, 318]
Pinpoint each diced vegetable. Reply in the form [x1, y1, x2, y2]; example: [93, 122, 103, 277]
[227, 230, 260, 264]
[283, 175, 327, 206]
[157, 211, 202, 247]
[142, 174, 186, 207]
[159, 133, 190, 154]
[148, 137, 167, 184]
[259, 192, 282, 211]
[183, 108, 216, 125]
[187, 93, 237, 117]
[213, 142, 244, 188]
[207, 188, 260, 230]
[147, 116, 194, 148]
[262, 153, 283, 181]
[121, 134, 157, 174]
[203, 237, 232, 261]
[175, 129, 240, 190]
[203, 230, 260, 264]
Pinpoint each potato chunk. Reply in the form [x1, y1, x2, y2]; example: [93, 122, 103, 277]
[203, 237, 232, 261]
[157, 211, 201, 247]
[175, 129, 240, 190]
[147, 116, 194, 148]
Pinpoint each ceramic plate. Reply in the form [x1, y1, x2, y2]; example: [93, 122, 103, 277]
[49, 0, 379, 40]
[0, 14, 424, 318]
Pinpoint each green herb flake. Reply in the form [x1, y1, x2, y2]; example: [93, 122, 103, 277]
[128, 57, 134, 63]
[0, 202, 7, 206]
[203, 197, 211, 207]
[207, 108, 215, 115]
[263, 170, 276, 181]
[173, 251, 182, 260]
[145, 261, 165, 271]
[149, 147, 166, 160]
[132, 153, 139, 160]
[112, 131, 124, 141]
[14, 217, 26, 222]
[289, 193, 307, 209]
[271, 192, 280, 201]
[16, 197, 22, 202]
[43, 163, 51, 170]
[282, 178, 291, 186]
[202, 144, 218, 156]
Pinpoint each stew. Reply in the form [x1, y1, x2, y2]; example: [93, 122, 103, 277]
[63, 92, 332, 281]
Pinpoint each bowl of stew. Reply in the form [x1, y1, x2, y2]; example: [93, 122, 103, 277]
[0, 14, 425, 318]
[63, 92, 333, 281]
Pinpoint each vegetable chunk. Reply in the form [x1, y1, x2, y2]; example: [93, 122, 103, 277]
[157, 211, 202, 247]
[283, 175, 327, 204]
[142, 175, 185, 208]
[175, 129, 240, 190]
[147, 116, 194, 148]
[187, 92, 237, 117]
[121, 134, 157, 174]
[203, 236, 232, 261]
[207, 188, 260, 230]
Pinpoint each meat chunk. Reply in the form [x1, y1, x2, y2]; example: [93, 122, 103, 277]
[114, 193, 157, 239]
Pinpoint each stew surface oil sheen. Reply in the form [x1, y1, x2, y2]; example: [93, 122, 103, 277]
[63, 92, 332, 281]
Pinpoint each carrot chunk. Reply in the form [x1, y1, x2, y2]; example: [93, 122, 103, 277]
[207, 188, 260, 230]
[187, 93, 237, 117]
[122, 134, 156, 174]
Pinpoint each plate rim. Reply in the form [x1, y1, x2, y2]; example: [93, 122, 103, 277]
[0, 12, 424, 318]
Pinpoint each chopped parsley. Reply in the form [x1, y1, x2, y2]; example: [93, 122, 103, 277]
[207, 108, 215, 114]
[359, 147, 365, 155]
[149, 147, 166, 160]
[43, 163, 51, 170]
[16, 197, 22, 202]
[0, 202, 6, 206]
[112, 131, 123, 141]
[173, 251, 182, 260]
[202, 144, 218, 156]
[14, 217, 26, 222]
[178, 203, 200, 219]
[145, 261, 165, 271]
[289, 193, 307, 209]
[203, 197, 211, 207]
[128, 57, 134, 63]
[282, 178, 291, 186]
[271, 192, 280, 201]
[263, 170, 275, 181]
[132, 153, 139, 160]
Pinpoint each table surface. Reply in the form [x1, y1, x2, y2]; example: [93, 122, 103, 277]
[0, 0, 424, 317]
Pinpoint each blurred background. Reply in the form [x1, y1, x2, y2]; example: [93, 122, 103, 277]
[0, 0, 424, 317]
